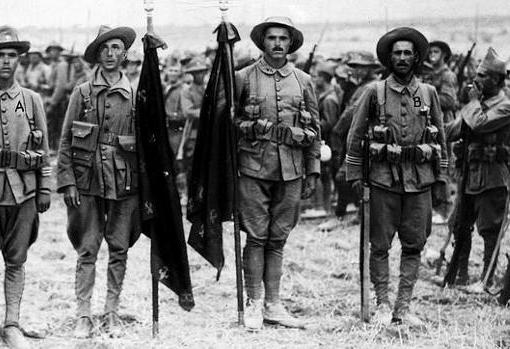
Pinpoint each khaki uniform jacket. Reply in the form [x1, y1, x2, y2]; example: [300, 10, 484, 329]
[318, 86, 340, 145]
[48, 59, 69, 105]
[0, 83, 51, 205]
[57, 68, 137, 200]
[446, 90, 510, 194]
[235, 58, 321, 181]
[346, 74, 448, 193]
[430, 64, 458, 123]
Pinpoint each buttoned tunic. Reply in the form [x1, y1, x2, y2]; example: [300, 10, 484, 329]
[57, 67, 137, 199]
[235, 58, 320, 181]
[346, 74, 448, 192]
[0, 82, 51, 205]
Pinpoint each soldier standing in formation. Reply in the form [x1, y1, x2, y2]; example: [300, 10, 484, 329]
[235, 17, 320, 330]
[24, 47, 51, 94]
[312, 61, 339, 214]
[57, 25, 140, 338]
[446, 48, 510, 293]
[346, 27, 448, 326]
[179, 58, 208, 186]
[0, 26, 51, 348]
[428, 40, 458, 222]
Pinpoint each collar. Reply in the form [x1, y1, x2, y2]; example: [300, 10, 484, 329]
[257, 58, 293, 77]
[92, 67, 132, 99]
[387, 74, 419, 96]
[0, 82, 21, 99]
[482, 90, 506, 109]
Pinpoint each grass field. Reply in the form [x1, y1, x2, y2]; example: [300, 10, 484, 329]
[2, 177, 508, 348]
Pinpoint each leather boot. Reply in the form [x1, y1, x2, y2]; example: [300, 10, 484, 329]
[74, 316, 93, 339]
[3, 325, 30, 349]
[394, 249, 420, 318]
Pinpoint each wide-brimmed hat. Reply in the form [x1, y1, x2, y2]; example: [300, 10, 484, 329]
[0, 26, 30, 54]
[250, 16, 303, 54]
[45, 40, 64, 53]
[184, 57, 208, 73]
[28, 46, 44, 57]
[429, 40, 452, 63]
[346, 51, 380, 68]
[376, 27, 429, 68]
[84, 25, 136, 64]
[477, 47, 507, 75]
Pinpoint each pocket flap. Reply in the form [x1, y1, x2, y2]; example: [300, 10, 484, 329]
[118, 135, 136, 152]
[71, 121, 96, 138]
[72, 149, 93, 167]
[288, 127, 305, 143]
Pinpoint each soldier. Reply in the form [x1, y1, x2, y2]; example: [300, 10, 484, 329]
[0, 26, 51, 348]
[332, 52, 380, 221]
[163, 64, 187, 202]
[311, 61, 339, 214]
[179, 58, 208, 185]
[235, 17, 320, 330]
[57, 25, 139, 338]
[24, 47, 51, 93]
[428, 41, 458, 223]
[45, 41, 69, 151]
[445, 48, 510, 293]
[346, 27, 447, 326]
[123, 50, 142, 92]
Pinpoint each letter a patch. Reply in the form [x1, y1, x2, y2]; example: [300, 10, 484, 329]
[15, 101, 24, 113]
[413, 97, 421, 108]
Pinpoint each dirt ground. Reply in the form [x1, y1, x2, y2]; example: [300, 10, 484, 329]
[2, 183, 510, 349]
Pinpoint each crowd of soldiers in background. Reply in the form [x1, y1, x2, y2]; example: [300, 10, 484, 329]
[13, 37, 510, 246]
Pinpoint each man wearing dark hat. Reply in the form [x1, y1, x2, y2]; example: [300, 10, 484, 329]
[445, 47, 510, 293]
[179, 57, 208, 187]
[346, 27, 448, 326]
[235, 17, 320, 330]
[331, 52, 380, 222]
[0, 26, 51, 348]
[428, 41, 458, 224]
[57, 25, 139, 338]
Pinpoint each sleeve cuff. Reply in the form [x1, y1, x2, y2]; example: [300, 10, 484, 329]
[346, 154, 363, 181]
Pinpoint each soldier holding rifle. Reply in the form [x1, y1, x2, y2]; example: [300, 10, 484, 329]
[445, 48, 510, 293]
[346, 27, 447, 326]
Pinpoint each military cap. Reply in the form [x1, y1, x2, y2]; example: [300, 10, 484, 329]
[27, 46, 44, 57]
[184, 57, 208, 73]
[0, 26, 30, 54]
[334, 63, 352, 79]
[250, 17, 304, 54]
[477, 47, 507, 76]
[376, 27, 429, 68]
[315, 61, 337, 78]
[126, 50, 143, 64]
[45, 40, 64, 53]
[346, 51, 380, 68]
[84, 25, 136, 64]
[429, 40, 452, 63]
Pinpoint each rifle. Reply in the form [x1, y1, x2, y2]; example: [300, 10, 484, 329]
[456, 42, 476, 98]
[303, 22, 328, 74]
[443, 127, 471, 287]
[360, 129, 370, 322]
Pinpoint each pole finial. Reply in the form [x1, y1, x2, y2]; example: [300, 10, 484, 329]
[144, 0, 155, 33]
[219, 0, 229, 22]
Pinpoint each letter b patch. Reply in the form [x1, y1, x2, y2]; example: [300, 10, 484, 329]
[413, 97, 421, 107]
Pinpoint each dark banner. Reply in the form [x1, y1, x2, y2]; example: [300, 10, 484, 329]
[136, 33, 194, 311]
[187, 22, 240, 280]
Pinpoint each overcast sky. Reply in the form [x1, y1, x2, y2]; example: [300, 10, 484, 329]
[3, 0, 509, 28]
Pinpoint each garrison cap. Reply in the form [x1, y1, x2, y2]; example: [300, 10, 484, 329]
[477, 47, 507, 76]
[84, 25, 136, 64]
[0, 26, 30, 54]
[250, 17, 303, 54]
[376, 27, 429, 68]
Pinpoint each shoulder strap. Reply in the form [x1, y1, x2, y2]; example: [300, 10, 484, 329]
[78, 82, 94, 114]
[375, 80, 387, 124]
[20, 89, 36, 132]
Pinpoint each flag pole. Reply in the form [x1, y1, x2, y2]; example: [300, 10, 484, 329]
[144, 0, 159, 338]
[220, 0, 244, 326]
